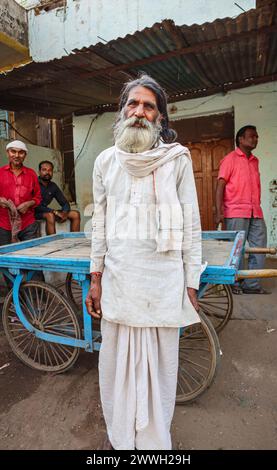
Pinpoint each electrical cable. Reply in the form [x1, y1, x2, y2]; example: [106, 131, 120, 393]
[68, 114, 99, 180]
[0, 119, 36, 145]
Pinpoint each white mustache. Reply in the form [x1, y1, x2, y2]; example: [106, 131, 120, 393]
[114, 114, 161, 153]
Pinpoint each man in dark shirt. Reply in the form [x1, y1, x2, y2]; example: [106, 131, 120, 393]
[35, 160, 80, 235]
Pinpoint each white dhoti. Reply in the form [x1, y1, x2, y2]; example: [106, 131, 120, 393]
[99, 319, 179, 450]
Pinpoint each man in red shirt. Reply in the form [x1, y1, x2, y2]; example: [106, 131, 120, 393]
[215, 125, 269, 294]
[0, 140, 41, 246]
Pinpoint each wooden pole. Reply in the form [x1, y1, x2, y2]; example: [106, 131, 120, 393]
[245, 247, 276, 254]
[237, 269, 277, 279]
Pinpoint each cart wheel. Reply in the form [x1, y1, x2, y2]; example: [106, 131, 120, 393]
[2, 281, 81, 373]
[198, 284, 233, 333]
[65, 273, 82, 309]
[176, 310, 221, 404]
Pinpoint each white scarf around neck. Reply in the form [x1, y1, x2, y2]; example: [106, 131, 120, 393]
[115, 142, 191, 252]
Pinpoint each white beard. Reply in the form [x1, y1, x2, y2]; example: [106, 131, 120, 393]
[114, 115, 161, 153]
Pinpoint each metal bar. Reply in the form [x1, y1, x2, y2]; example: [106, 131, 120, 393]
[226, 231, 246, 268]
[0, 258, 90, 273]
[12, 274, 88, 349]
[82, 277, 93, 352]
[237, 269, 277, 279]
[202, 231, 237, 240]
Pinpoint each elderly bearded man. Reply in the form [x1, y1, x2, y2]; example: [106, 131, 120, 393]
[86, 75, 202, 450]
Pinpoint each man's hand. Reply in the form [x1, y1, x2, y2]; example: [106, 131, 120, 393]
[0, 197, 8, 208]
[215, 212, 224, 226]
[85, 275, 102, 319]
[55, 211, 68, 222]
[17, 200, 35, 214]
[187, 287, 199, 312]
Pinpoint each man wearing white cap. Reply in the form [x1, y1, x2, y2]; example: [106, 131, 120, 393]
[0, 140, 41, 246]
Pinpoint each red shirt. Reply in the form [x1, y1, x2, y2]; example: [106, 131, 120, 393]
[218, 148, 263, 219]
[0, 165, 41, 231]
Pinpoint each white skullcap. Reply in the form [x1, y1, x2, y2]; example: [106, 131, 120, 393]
[6, 140, 28, 153]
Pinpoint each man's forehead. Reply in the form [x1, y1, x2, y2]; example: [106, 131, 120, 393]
[126, 86, 158, 104]
[8, 147, 26, 152]
[244, 129, 258, 136]
[41, 164, 52, 169]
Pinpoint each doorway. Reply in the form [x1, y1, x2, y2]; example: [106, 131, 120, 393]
[171, 112, 234, 230]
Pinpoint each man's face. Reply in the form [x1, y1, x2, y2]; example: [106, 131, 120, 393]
[124, 86, 160, 123]
[239, 128, 259, 151]
[39, 163, 53, 181]
[7, 148, 26, 167]
[114, 86, 162, 153]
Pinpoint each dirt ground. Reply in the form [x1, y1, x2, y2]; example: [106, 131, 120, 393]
[0, 261, 276, 450]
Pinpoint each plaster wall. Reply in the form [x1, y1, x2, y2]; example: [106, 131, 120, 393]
[73, 82, 277, 246]
[27, 0, 255, 62]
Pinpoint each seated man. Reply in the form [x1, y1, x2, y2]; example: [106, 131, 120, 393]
[35, 160, 80, 235]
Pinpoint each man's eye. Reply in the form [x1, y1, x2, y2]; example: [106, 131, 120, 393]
[145, 104, 155, 110]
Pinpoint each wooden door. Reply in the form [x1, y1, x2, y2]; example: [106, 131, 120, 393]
[188, 139, 233, 230]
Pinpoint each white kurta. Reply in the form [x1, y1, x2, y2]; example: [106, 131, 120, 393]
[90, 147, 201, 327]
[90, 145, 202, 328]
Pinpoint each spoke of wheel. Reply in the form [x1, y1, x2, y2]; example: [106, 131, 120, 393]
[27, 287, 37, 315]
[179, 341, 210, 351]
[20, 293, 36, 322]
[12, 329, 32, 341]
[41, 290, 51, 320]
[40, 301, 61, 324]
[26, 335, 36, 358]
[57, 342, 74, 356]
[45, 314, 73, 327]
[43, 342, 54, 367]
[48, 342, 65, 365]
[177, 379, 186, 395]
[179, 364, 203, 386]
[40, 294, 58, 323]
[43, 305, 68, 325]
[33, 341, 41, 363]
[177, 373, 194, 393]
[54, 343, 72, 361]
[179, 352, 209, 372]
[8, 324, 26, 333]
[20, 335, 36, 355]
[39, 287, 45, 319]
[15, 331, 33, 348]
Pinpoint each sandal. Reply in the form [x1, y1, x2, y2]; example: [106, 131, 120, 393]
[242, 288, 271, 295]
[231, 286, 243, 295]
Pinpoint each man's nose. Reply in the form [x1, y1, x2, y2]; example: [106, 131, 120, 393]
[134, 104, 145, 117]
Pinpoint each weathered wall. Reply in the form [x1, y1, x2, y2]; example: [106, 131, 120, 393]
[27, 0, 255, 62]
[0, 138, 63, 189]
[0, 0, 28, 46]
[73, 81, 277, 246]
[0, 0, 30, 71]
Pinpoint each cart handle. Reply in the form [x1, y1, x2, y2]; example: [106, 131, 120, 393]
[245, 247, 276, 254]
[237, 269, 277, 279]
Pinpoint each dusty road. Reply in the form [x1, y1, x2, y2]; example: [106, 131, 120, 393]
[0, 270, 276, 450]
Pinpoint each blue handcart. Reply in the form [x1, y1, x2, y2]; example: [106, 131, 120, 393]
[0, 230, 246, 404]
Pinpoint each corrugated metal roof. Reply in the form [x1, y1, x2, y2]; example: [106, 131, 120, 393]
[0, 5, 276, 117]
